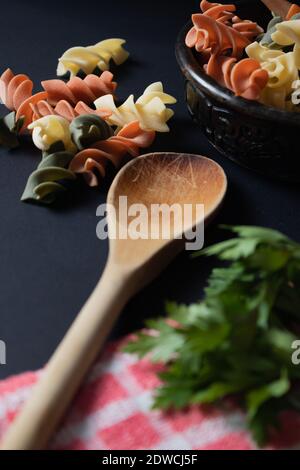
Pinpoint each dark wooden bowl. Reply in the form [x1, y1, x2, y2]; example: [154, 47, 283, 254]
[175, 21, 300, 182]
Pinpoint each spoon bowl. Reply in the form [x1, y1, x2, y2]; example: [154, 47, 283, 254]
[109, 152, 227, 272]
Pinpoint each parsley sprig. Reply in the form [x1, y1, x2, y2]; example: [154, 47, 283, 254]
[125, 226, 300, 446]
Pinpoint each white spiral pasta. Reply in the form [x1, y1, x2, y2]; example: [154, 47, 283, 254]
[95, 82, 177, 132]
[272, 20, 300, 47]
[271, 20, 300, 69]
[28, 115, 76, 152]
[246, 42, 284, 63]
[246, 41, 299, 109]
[57, 39, 129, 77]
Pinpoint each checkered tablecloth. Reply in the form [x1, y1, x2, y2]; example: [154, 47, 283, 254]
[0, 340, 300, 450]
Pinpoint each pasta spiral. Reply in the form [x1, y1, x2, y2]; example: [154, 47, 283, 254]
[271, 19, 300, 49]
[206, 56, 269, 100]
[57, 39, 129, 78]
[246, 41, 299, 109]
[69, 121, 155, 187]
[28, 115, 76, 153]
[21, 145, 76, 204]
[0, 111, 23, 148]
[231, 16, 264, 41]
[70, 114, 114, 150]
[200, 0, 236, 23]
[185, 1, 266, 100]
[41, 71, 117, 106]
[94, 82, 177, 132]
[260, 16, 285, 48]
[30, 99, 111, 122]
[186, 13, 250, 58]
[0, 68, 115, 130]
[200, 0, 263, 40]
[246, 42, 285, 63]
[0, 68, 47, 131]
[22, 115, 115, 202]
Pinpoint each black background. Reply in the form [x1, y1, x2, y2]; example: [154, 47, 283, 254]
[0, 0, 300, 380]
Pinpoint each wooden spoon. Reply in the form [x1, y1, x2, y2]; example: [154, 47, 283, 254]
[1, 152, 227, 450]
[261, 0, 291, 18]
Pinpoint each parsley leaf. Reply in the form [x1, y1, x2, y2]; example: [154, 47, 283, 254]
[124, 226, 300, 446]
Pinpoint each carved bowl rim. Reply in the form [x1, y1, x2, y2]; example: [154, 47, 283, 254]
[175, 22, 300, 126]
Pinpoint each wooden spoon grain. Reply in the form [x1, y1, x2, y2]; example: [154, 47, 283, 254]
[0, 152, 227, 450]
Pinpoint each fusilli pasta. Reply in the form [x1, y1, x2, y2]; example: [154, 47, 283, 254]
[0, 68, 47, 131]
[95, 82, 176, 132]
[200, 0, 236, 22]
[246, 41, 299, 109]
[57, 39, 129, 77]
[206, 55, 269, 100]
[21, 145, 76, 204]
[272, 19, 300, 49]
[30, 99, 111, 122]
[0, 111, 23, 148]
[28, 115, 76, 153]
[70, 114, 114, 150]
[69, 121, 155, 187]
[200, 0, 263, 40]
[186, 0, 263, 57]
[185, 1, 266, 100]
[259, 16, 283, 48]
[42, 71, 117, 106]
[0, 68, 116, 130]
[246, 42, 285, 63]
[186, 13, 250, 58]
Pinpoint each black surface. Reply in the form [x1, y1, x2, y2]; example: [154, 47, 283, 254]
[0, 0, 299, 380]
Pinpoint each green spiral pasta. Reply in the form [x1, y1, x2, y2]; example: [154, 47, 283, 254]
[0, 112, 24, 148]
[21, 142, 76, 204]
[260, 13, 300, 48]
[70, 114, 114, 150]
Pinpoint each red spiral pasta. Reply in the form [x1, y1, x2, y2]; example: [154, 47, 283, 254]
[185, 2, 266, 99]
[41, 71, 117, 106]
[0, 68, 116, 130]
[200, 0, 236, 23]
[69, 121, 155, 187]
[0, 68, 47, 131]
[30, 99, 111, 122]
[200, 1, 263, 40]
[206, 55, 269, 100]
[186, 13, 250, 58]
[186, 1, 263, 58]
[231, 16, 264, 40]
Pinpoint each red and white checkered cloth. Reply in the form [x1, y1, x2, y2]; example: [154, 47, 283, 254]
[0, 339, 300, 450]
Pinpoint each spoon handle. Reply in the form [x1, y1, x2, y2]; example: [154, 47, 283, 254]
[0, 262, 134, 450]
[260, 0, 291, 17]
